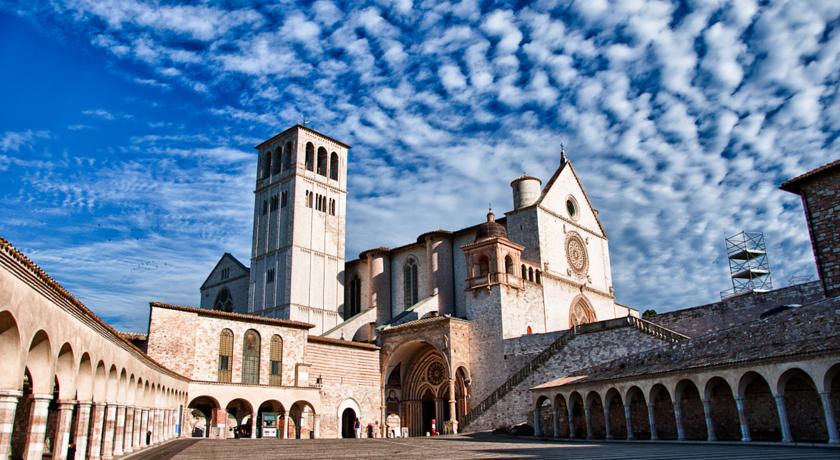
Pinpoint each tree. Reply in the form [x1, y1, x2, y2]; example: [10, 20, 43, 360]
[642, 309, 657, 318]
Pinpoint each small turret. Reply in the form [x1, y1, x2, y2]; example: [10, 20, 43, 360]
[510, 176, 542, 210]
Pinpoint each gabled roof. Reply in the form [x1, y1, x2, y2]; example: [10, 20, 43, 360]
[200, 253, 249, 289]
[150, 302, 314, 330]
[532, 160, 608, 237]
[780, 159, 840, 193]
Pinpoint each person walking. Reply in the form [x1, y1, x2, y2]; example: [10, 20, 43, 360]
[354, 417, 361, 438]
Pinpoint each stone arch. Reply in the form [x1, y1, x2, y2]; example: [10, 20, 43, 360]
[25, 330, 54, 394]
[384, 340, 451, 437]
[626, 386, 650, 439]
[554, 394, 570, 438]
[535, 395, 553, 437]
[284, 142, 294, 170]
[0, 310, 22, 389]
[105, 365, 119, 402]
[288, 400, 316, 439]
[257, 399, 285, 438]
[316, 146, 328, 176]
[605, 388, 626, 439]
[305, 142, 314, 171]
[261, 151, 271, 179]
[674, 379, 706, 440]
[117, 368, 128, 404]
[329, 152, 339, 180]
[226, 398, 254, 438]
[586, 391, 606, 439]
[76, 353, 94, 401]
[188, 395, 220, 438]
[504, 255, 514, 275]
[92, 362, 107, 403]
[55, 343, 76, 399]
[649, 383, 677, 440]
[703, 376, 739, 440]
[568, 295, 596, 328]
[568, 391, 585, 438]
[777, 368, 828, 442]
[337, 398, 360, 439]
[270, 147, 282, 175]
[739, 371, 781, 441]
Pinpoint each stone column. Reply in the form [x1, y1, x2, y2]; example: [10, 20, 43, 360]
[52, 399, 76, 460]
[533, 408, 541, 437]
[673, 400, 685, 441]
[552, 407, 560, 439]
[123, 406, 135, 453]
[624, 404, 634, 440]
[101, 403, 117, 459]
[734, 397, 751, 442]
[73, 401, 92, 460]
[702, 400, 716, 441]
[773, 395, 792, 443]
[133, 407, 142, 448]
[23, 393, 52, 460]
[603, 406, 612, 440]
[820, 392, 839, 444]
[566, 405, 575, 439]
[0, 390, 22, 459]
[313, 415, 320, 439]
[282, 413, 289, 439]
[88, 402, 106, 459]
[162, 409, 168, 441]
[250, 412, 257, 439]
[647, 403, 658, 441]
[113, 405, 125, 456]
[584, 407, 593, 439]
[448, 379, 458, 434]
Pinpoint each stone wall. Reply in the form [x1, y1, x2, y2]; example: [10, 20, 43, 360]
[646, 281, 824, 337]
[799, 172, 840, 298]
[305, 339, 381, 438]
[466, 325, 668, 431]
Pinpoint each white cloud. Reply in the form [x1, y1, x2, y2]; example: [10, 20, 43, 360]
[482, 10, 523, 54]
[0, 130, 49, 152]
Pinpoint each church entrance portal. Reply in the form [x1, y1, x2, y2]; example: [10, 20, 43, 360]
[421, 389, 435, 435]
[341, 408, 356, 438]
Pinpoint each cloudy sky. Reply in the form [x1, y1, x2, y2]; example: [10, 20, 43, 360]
[0, 0, 836, 331]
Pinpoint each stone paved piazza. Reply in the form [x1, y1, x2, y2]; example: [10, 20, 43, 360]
[128, 434, 840, 459]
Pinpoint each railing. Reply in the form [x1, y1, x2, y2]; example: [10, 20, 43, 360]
[625, 315, 689, 343]
[466, 272, 523, 289]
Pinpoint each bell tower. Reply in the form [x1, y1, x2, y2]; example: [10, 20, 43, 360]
[249, 124, 349, 334]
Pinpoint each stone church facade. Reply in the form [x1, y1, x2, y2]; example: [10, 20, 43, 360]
[0, 124, 837, 460]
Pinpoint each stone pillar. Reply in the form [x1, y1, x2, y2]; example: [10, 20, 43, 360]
[702, 400, 716, 441]
[113, 405, 125, 456]
[52, 399, 76, 460]
[603, 406, 612, 440]
[313, 415, 320, 439]
[773, 395, 792, 443]
[152, 409, 161, 444]
[139, 409, 148, 447]
[448, 379, 458, 434]
[533, 408, 541, 437]
[584, 407, 593, 439]
[123, 406, 135, 453]
[162, 409, 168, 441]
[820, 392, 839, 444]
[283, 413, 289, 439]
[673, 400, 685, 441]
[101, 403, 117, 459]
[552, 407, 560, 439]
[624, 404, 634, 440]
[73, 401, 92, 460]
[734, 397, 751, 442]
[133, 407, 142, 448]
[23, 393, 52, 460]
[647, 403, 658, 441]
[0, 390, 22, 459]
[250, 412, 257, 439]
[88, 403, 105, 460]
[566, 405, 575, 439]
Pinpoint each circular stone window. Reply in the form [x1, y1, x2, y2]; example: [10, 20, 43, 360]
[565, 232, 589, 275]
[426, 362, 446, 386]
[566, 196, 578, 220]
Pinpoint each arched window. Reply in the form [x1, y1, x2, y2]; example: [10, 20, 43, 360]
[218, 329, 233, 383]
[403, 258, 419, 308]
[505, 256, 514, 275]
[270, 148, 282, 175]
[305, 142, 314, 171]
[349, 275, 362, 316]
[521, 265, 527, 279]
[242, 329, 261, 385]
[261, 152, 271, 179]
[213, 287, 233, 313]
[535, 270, 541, 284]
[569, 297, 596, 328]
[317, 147, 328, 176]
[478, 256, 490, 277]
[269, 335, 283, 386]
[528, 267, 534, 282]
[285, 142, 294, 170]
[329, 152, 339, 180]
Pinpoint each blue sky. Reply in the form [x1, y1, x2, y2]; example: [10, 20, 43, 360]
[0, 0, 836, 331]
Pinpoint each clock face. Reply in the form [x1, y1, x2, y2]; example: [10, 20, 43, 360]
[426, 362, 446, 386]
[566, 233, 589, 275]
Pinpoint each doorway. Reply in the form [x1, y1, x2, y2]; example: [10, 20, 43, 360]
[341, 408, 356, 438]
[421, 389, 435, 435]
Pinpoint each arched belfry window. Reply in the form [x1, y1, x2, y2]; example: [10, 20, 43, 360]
[242, 329, 261, 385]
[349, 275, 362, 316]
[213, 287, 233, 313]
[317, 147, 328, 176]
[218, 329, 233, 383]
[521, 265, 527, 279]
[505, 256, 514, 275]
[329, 152, 339, 180]
[269, 335, 283, 386]
[305, 142, 314, 171]
[478, 256, 490, 277]
[403, 258, 419, 308]
[285, 142, 294, 170]
[261, 152, 271, 179]
[271, 148, 281, 175]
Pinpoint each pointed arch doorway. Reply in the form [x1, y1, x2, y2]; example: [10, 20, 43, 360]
[341, 408, 356, 438]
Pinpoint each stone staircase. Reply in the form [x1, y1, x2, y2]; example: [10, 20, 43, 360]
[459, 316, 688, 431]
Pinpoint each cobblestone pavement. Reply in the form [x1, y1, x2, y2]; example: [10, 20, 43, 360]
[127, 434, 840, 459]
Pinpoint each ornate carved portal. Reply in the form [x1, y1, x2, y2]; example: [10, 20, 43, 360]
[569, 296, 596, 328]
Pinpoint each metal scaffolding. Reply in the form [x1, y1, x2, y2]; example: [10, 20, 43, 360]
[720, 231, 773, 299]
